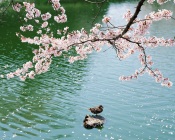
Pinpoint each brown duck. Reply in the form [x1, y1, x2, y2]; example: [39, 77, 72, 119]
[89, 105, 103, 115]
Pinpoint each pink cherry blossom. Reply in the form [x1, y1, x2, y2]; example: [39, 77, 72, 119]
[19, 76, 27, 81]
[8, 0, 174, 87]
[28, 71, 35, 79]
[147, 0, 155, 4]
[41, 12, 52, 21]
[102, 16, 111, 23]
[54, 14, 67, 23]
[51, 0, 61, 11]
[123, 10, 133, 22]
[7, 73, 14, 79]
[41, 21, 48, 28]
[157, 0, 168, 5]
[37, 30, 42, 34]
[12, 3, 22, 12]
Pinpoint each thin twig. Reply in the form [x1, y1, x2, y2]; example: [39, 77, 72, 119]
[0, 0, 14, 16]
[85, 0, 106, 4]
[91, 2, 105, 26]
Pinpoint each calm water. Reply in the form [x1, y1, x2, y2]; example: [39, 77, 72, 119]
[0, 1, 175, 140]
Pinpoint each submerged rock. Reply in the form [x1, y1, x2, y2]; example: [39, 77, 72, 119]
[83, 115, 105, 129]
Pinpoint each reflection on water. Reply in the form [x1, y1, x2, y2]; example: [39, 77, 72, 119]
[0, 1, 175, 140]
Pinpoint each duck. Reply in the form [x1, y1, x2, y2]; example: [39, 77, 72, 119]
[89, 105, 103, 115]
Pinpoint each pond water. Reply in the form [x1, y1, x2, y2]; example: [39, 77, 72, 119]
[0, 1, 175, 140]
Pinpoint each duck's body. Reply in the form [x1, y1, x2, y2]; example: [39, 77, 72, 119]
[89, 105, 103, 115]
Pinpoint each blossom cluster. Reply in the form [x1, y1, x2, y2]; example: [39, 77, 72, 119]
[54, 14, 67, 23]
[51, 0, 61, 11]
[12, 3, 22, 12]
[41, 12, 52, 21]
[102, 16, 111, 23]
[123, 10, 133, 22]
[7, 61, 34, 81]
[147, 0, 172, 4]
[23, 2, 41, 20]
[148, 9, 173, 21]
[7, 0, 175, 87]
[20, 25, 33, 32]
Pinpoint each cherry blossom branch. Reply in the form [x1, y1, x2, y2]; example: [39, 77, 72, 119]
[120, 35, 172, 87]
[5, 0, 174, 87]
[121, 0, 145, 36]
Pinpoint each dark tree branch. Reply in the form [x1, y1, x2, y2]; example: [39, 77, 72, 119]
[121, 0, 145, 36]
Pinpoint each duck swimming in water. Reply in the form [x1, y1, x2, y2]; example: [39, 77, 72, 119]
[89, 105, 103, 115]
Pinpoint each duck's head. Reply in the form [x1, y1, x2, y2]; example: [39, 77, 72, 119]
[99, 105, 103, 109]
